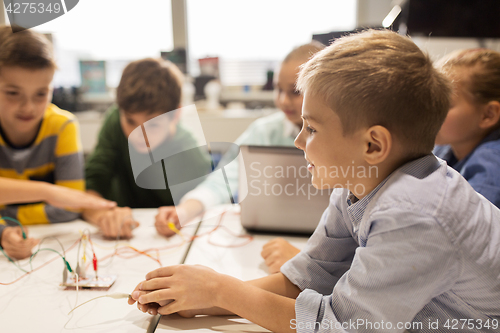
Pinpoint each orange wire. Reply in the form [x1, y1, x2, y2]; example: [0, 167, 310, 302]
[205, 211, 254, 248]
[1, 210, 251, 285]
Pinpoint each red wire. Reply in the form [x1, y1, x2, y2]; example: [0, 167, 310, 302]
[1, 209, 252, 285]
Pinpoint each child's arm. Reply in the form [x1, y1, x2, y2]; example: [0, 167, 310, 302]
[284, 211, 458, 333]
[131, 266, 300, 333]
[0, 177, 115, 209]
[154, 199, 204, 237]
[261, 238, 301, 273]
[82, 191, 138, 239]
[81, 108, 140, 238]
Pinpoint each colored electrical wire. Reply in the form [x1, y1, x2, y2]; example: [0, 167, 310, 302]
[30, 247, 73, 273]
[68, 293, 131, 315]
[36, 236, 66, 257]
[1, 208, 250, 286]
[0, 238, 80, 285]
[0, 217, 26, 239]
[0, 247, 29, 273]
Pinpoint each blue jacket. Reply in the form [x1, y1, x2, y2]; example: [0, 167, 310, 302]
[434, 127, 500, 208]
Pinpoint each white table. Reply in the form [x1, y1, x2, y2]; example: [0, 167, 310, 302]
[155, 206, 309, 332]
[0, 210, 195, 333]
[0, 207, 309, 333]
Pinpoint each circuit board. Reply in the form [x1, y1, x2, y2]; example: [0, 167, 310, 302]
[61, 274, 117, 290]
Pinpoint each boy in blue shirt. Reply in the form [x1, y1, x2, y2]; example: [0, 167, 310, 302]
[129, 30, 500, 332]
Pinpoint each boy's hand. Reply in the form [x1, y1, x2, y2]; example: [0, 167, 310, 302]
[0, 227, 39, 260]
[261, 238, 300, 274]
[155, 206, 183, 237]
[44, 184, 116, 210]
[128, 280, 171, 315]
[130, 265, 226, 315]
[91, 207, 139, 239]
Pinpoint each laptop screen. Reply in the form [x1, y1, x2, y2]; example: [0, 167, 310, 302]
[239, 145, 331, 234]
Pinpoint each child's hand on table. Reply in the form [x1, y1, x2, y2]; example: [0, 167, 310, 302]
[155, 206, 182, 237]
[155, 199, 205, 237]
[0, 226, 38, 259]
[129, 265, 232, 316]
[94, 207, 139, 239]
[261, 238, 300, 274]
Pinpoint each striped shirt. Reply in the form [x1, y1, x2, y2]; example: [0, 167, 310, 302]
[0, 104, 84, 232]
[281, 154, 500, 333]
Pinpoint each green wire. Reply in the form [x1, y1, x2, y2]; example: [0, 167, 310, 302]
[0, 217, 27, 239]
[0, 247, 29, 273]
[0, 217, 29, 273]
[0, 224, 72, 275]
[30, 247, 73, 273]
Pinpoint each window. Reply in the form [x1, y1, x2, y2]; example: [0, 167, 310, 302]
[187, 0, 357, 85]
[32, 0, 173, 87]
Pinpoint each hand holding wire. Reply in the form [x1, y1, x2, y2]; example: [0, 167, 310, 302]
[0, 226, 38, 260]
[155, 206, 182, 237]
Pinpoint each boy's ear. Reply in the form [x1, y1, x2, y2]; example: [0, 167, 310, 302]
[479, 101, 500, 130]
[363, 125, 392, 165]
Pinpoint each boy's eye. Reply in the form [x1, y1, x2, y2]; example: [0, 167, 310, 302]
[126, 118, 136, 126]
[306, 126, 316, 134]
[292, 89, 301, 96]
[5, 91, 19, 96]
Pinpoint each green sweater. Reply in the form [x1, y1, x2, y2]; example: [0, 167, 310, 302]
[85, 107, 211, 208]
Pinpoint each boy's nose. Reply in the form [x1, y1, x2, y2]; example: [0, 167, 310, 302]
[277, 91, 292, 107]
[20, 97, 35, 113]
[294, 130, 305, 151]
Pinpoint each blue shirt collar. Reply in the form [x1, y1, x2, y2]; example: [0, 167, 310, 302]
[345, 154, 441, 230]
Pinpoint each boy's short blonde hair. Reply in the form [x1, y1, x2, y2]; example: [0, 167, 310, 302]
[297, 29, 451, 157]
[0, 25, 56, 70]
[117, 58, 183, 115]
[437, 48, 500, 106]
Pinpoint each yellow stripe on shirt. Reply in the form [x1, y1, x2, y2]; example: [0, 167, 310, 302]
[0, 164, 55, 180]
[17, 203, 49, 225]
[56, 179, 85, 191]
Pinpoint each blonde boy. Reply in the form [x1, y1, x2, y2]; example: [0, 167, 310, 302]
[0, 26, 114, 259]
[129, 30, 500, 332]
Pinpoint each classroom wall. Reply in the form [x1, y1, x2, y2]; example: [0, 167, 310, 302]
[414, 37, 500, 61]
[356, 0, 500, 60]
[356, 0, 392, 28]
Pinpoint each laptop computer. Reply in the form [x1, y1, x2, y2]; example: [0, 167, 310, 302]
[238, 145, 331, 235]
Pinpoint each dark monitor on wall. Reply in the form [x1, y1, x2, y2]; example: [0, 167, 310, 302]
[312, 30, 352, 46]
[393, 0, 500, 38]
[312, 27, 380, 46]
